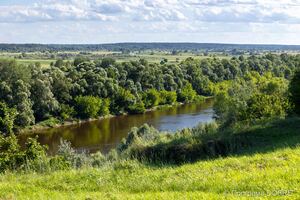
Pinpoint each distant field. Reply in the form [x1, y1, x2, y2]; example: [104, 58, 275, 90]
[0, 50, 232, 68]
[16, 59, 56, 68]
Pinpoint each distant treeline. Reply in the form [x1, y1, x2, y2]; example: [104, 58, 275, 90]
[1, 43, 300, 52]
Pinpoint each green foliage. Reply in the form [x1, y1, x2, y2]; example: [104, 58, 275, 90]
[0, 102, 17, 135]
[289, 70, 300, 114]
[0, 134, 46, 172]
[111, 88, 136, 114]
[159, 90, 177, 105]
[74, 96, 102, 119]
[177, 82, 197, 103]
[98, 98, 110, 116]
[0, 53, 300, 131]
[59, 104, 76, 120]
[100, 57, 116, 68]
[73, 56, 90, 66]
[36, 117, 60, 128]
[214, 72, 291, 127]
[127, 100, 146, 114]
[142, 89, 160, 108]
[12, 80, 35, 127]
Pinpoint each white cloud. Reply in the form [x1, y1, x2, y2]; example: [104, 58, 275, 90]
[0, 0, 300, 44]
[1, 0, 299, 24]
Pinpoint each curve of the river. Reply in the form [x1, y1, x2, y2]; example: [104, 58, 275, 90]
[19, 98, 214, 154]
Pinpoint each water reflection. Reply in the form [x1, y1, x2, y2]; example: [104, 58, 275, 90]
[19, 98, 214, 154]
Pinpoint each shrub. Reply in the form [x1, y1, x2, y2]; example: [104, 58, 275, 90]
[57, 139, 88, 168]
[159, 90, 177, 105]
[0, 102, 17, 135]
[177, 83, 197, 103]
[59, 104, 76, 120]
[142, 89, 160, 108]
[90, 152, 106, 167]
[128, 101, 146, 114]
[74, 96, 102, 119]
[0, 135, 47, 172]
[99, 98, 110, 116]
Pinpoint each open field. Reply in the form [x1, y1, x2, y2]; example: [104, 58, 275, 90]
[0, 50, 232, 67]
[1, 117, 299, 199]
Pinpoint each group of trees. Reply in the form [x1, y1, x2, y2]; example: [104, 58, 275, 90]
[0, 53, 299, 135]
[213, 72, 292, 127]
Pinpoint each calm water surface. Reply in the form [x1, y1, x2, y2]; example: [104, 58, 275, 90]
[19, 98, 214, 154]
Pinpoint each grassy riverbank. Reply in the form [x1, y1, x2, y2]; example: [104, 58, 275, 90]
[0, 143, 299, 199]
[1, 117, 299, 199]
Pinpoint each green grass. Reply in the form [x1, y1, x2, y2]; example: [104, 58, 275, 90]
[0, 117, 299, 199]
[0, 147, 299, 199]
[16, 59, 56, 68]
[0, 51, 232, 68]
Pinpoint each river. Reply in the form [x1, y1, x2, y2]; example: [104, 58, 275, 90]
[19, 98, 214, 154]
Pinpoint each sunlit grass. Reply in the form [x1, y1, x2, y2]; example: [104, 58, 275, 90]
[0, 144, 299, 199]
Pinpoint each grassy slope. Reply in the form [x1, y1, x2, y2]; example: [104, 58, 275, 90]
[0, 118, 299, 199]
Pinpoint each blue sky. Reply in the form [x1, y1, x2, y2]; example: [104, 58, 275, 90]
[1, 0, 300, 44]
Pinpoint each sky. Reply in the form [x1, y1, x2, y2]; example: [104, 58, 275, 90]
[0, 0, 300, 44]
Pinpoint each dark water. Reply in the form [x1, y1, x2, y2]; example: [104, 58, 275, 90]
[19, 98, 214, 154]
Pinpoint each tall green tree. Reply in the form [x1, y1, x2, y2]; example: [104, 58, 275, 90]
[0, 102, 17, 135]
[12, 80, 35, 127]
[289, 70, 300, 114]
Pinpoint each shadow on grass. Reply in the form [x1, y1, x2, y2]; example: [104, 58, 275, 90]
[137, 117, 300, 167]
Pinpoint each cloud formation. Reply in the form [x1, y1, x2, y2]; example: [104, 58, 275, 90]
[1, 0, 299, 24]
[1, 0, 300, 44]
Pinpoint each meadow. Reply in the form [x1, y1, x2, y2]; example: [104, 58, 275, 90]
[0, 50, 231, 66]
[0, 117, 299, 199]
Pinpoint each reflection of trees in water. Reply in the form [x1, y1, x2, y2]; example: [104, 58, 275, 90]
[20, 99, 214, 154]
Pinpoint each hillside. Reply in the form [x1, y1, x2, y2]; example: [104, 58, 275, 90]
[1, 118, 299, 199]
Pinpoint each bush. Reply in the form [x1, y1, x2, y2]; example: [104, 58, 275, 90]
[59, 104, 76, 120]
[0, 102, 17, 135]
[128, 101, 146, 114]
[75, 96, 102, 119]
[0, 135, 47, 172]
[99, 98, 110, 116]
[142, 89, 160, 108]
[90, 152, 106, 167]
[159, 90, 177, 105]
[177, 83, 197, 103]
[57, 139, 89, 168]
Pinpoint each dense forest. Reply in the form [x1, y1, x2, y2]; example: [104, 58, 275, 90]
[1, 43, 300, 52]
[0, 53, 299, 135]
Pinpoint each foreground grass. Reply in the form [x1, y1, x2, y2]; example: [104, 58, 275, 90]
[0, 147, 299, 199]
[0, 118, 299, 199]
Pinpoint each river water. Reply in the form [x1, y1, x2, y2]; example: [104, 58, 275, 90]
[19, 98, 214, 154]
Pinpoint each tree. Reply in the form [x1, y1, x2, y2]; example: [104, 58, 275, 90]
[100, 58, 116, 68]
[12, 80, 35, 127]
[73, 56, 90, 66]
[99, 98, 110, 116]
[0, 102, 17, 135]
[142, 89, 160, 108]
[111, 88, 136, 114]
[128, 100, 146, 114]
[31, 78, 59, 121]
[289, 70, 300, 114]
[160, 90, 177, 105]
[75, 96, 102, 119]
[177, 83, 197, 103]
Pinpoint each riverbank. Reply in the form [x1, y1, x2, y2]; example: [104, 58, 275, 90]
[17, 97, 211, 136]
[1, 117, 299, 199]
